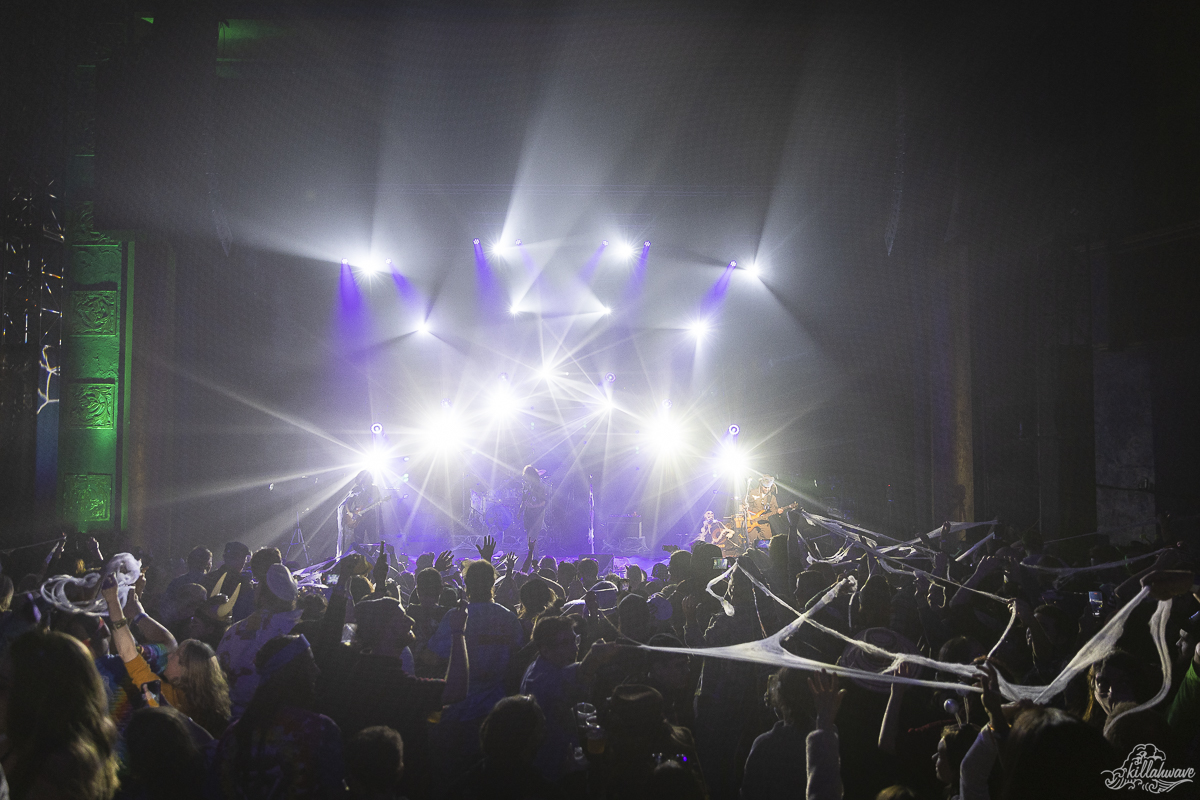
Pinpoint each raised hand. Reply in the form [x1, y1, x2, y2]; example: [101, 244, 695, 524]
[435, 550, 455, 573]
[475, 535, 497, 563]
[1141, 569, 1196, 600]
[502, 551, 518, 577]
[100, 574, 121, 615]
[975, 659, 1009, 736]
[808, 670, 846, 730]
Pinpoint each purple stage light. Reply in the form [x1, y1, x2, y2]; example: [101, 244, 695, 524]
[473, 238, 480, 245]
[515, 239, 522, 246]
[602, 240, 609, 246]
[441, 399, 452, 409]
[662, 398, 672, 409]
[728, 424, 740, 436]
[341, 258, 349, 265]
[605, 372, 616, 383]
[729, 260, 737, 268]
[644, 240, 651, 247]
[371, 423, 384, 435]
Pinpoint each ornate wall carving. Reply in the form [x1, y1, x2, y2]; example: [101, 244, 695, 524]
[66, 290, 118, 336]
[62, 473, 112, 521]
[61, 382, 115, 428]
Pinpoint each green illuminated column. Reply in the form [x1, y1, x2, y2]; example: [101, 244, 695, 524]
[58, 205, 133, 533]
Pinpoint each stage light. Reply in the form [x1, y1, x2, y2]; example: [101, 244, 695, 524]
[472, 238, 480, 245]
[605, 372, 616, 383]
[745, 262, 760, 277]
[644, 240, 651, 247]
[662, 398, 673, 409]
[361, 261, 381, 275]
[341, 258, 349, 265]
[645, 418, 682, 452]
[370, 423, 384, 435]
[602, 240, 609, 246]
[728, 424, 740, 436]
[402, 473, 409, 482]
[600, 305, 612, 315]
[515, 239, 522, 246]
[499, 372, 509, 383]
[509, 304, 521, 316]
[416, 320, 430, 334]
[688, 320, 709, 338]
[490, 392, 519, 419]
[725, 450, 747, 474]
[729, 260, 737, 268]
[616, 242, 636, 258]
[359, 447, 388, 474]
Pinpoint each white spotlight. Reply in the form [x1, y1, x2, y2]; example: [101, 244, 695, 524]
[688, 320, 709, 338]
[416, 320, 430, 334]
[646, 418, 682, 452]
[746, 262, 761, 278]
[600, 305, 612, 315]
[617, 242, 636, 259]
[509, 304, 520, 316]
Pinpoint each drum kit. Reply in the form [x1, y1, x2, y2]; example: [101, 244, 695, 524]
[467, 474, 540, 543]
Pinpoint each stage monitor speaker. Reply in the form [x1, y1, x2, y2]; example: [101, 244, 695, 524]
[580, 553, 613, 574]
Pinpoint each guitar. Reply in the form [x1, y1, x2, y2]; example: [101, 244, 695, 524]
[749, 502, 799, 528]
[342, 494, 393, 529]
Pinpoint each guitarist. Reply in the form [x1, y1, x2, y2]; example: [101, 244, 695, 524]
[337, 470, 381, 556]
[747, 475, 781, 543]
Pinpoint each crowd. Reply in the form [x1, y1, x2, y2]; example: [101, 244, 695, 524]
[0, 518, 1198, 800]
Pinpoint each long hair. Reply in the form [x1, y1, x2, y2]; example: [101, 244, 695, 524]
[518, 577, 554, 621]
[1083, 648, 1148, 726]
[170, 638, 232, 738]
[5, 628, 119, 800]
[234, 636, 316, 786]
[938, 723, 979, 796]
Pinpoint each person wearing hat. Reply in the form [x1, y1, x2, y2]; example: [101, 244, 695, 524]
[594, 684, 703, 798]
[216, 562, 304, 718]
[186, 592, 236, 650]
[201, 541, 254, 623]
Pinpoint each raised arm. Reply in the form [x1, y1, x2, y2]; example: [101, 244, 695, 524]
[441, 600, 470, 706]
[877, 662, 918, 754]
[101, 576, 140, 663]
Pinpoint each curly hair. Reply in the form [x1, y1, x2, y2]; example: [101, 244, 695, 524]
[170, 639, 232, 738]
[5, 629, 119, 800]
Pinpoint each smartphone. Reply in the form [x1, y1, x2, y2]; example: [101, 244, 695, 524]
[326, 573, 339, 586]
[1088, 591, 1103, 617]
[713, 557, 732, 570]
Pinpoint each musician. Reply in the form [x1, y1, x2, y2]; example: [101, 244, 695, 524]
[337, 470, 380, 556]
[746, 475, 781, 543]
[520, 465, 548, 537]
[699, 510, 720, 542]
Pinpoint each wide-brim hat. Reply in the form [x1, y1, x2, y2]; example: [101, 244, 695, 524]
[589, 580, 619, 611]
